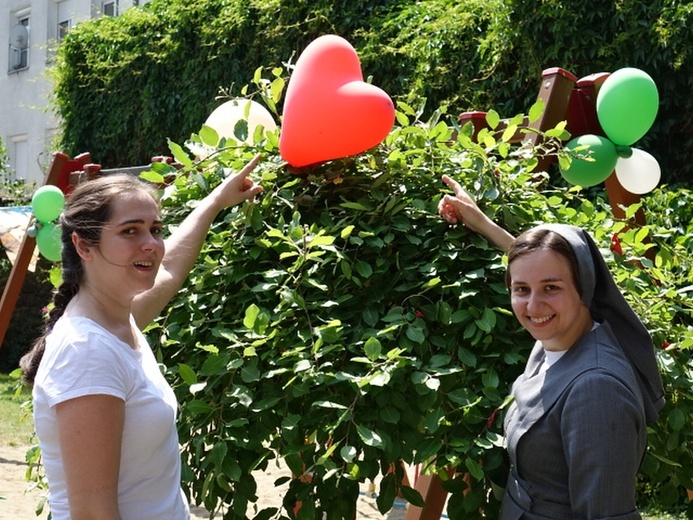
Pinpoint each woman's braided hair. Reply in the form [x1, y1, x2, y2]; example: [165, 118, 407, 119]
[20, 174, 158, 385]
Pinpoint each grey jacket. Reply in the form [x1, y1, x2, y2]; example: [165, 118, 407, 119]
[499, 322, 647, 520]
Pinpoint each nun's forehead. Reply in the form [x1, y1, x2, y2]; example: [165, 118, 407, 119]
[533, 224, 596, 305]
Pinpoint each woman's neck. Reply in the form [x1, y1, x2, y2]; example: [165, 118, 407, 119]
[65, 287, 137, 348]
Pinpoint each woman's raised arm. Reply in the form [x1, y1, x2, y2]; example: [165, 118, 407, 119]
[438, 174, 515, 252]
[132, 153, 263, 328]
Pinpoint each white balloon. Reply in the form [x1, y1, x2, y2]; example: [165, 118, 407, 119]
[204, 99, 277, 144]
[615, 148, 661, 195]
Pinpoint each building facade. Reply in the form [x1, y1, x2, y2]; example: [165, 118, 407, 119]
[1, 0, 149, 186]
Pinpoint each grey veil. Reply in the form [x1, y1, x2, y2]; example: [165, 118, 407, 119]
[536, 224, 665, 424]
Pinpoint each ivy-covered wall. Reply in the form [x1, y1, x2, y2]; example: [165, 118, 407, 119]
[52, 0, 692, 183]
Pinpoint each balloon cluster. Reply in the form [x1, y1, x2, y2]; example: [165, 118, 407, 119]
[559, 68, 661, 194]
[201, 36, 394, 170]
[29, 185, 64, 262]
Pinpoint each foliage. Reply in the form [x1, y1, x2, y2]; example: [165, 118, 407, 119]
[0, 136, 9, 176]
[0, 258, 56, 372]
[51, 0, 692, 183]
[141, 71, 693, 519]
[0, 373, 34, 447]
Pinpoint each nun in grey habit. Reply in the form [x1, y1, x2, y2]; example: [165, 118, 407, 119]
[499, 224, 665, 520]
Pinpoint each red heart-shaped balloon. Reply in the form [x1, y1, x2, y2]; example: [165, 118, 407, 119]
[279, 35, 395, 168]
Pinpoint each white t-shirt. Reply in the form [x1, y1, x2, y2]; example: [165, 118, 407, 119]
[33, 316, 190, 520]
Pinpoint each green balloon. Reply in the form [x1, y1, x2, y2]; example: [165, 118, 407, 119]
[596, 68, 659, 146]
[560, 134, 618, 187]
[36, 222, 62, 262]
[32, 185, 65, 223]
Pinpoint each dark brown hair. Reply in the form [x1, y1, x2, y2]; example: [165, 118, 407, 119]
[20, 174, 159, 385]
[505, 227, 581, 295]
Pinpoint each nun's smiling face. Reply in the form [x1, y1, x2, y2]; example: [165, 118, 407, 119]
[509, 249, 593, 351]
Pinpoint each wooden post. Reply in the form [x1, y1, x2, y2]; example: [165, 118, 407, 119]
[405, 470, 454, 520]
[0, 152, 92, 350]
[527, 68, 578, 173]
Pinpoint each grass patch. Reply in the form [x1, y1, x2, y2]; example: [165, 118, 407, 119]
[0, 371, 35, 448]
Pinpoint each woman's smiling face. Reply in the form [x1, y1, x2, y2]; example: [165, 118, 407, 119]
[508, 248, 593, 351]
[89, 190, 165, 295]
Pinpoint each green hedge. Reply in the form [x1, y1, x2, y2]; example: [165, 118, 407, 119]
[130, 69, 693, 518]
[52, 0, 692, 183]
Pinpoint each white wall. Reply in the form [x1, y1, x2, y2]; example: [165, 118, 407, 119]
[0, 0, 148, 187]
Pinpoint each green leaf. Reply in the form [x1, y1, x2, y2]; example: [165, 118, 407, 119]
[270, 77, 284, 106]
[364, 336, 382, 361]
[186, 399, 213, 416]
[669, 408, 685, 431]
[308, 234, 336, 247]
[340, 225, 355, 239]
[447, 387, 479, 407]
[485, 109, 500, 130]
[233, 119, 249, 142]
[356, 425, 384, 448]
[199, 124, 219, 146]
[209, 441, 228, 470]
[340, 201, 372, 211]
[475, 308, 497, 332]
[380, 406, 401, 424]
[528, 99, 545, 123]
[167, 139, 192, 168]
[399, 485, 426, 508]
[243, 304, 260, 328]
[200, 353, 231, 376]
[178, 363, 197, 385]
[501, 124, 517, 143]
[376, 473, 397, 513]
[240, 364, 261, 383]
[457, 347, 477, 367]
[355, 261, 373, 278]
[340, 445, 357, 463]
[465, 458, 485, 480]
[482, 369, 499, 389]
[405, 325, 426, 344]
[139, 170, 165, 184]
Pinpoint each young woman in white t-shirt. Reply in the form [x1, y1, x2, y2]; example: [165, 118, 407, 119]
[21, 154, 263, 520]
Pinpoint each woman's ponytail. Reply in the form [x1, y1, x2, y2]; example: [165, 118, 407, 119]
[20, 173, 159, 385]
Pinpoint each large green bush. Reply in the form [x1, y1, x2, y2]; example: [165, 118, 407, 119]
[139, 72, 693, 519]
[52, 0, 692, 183]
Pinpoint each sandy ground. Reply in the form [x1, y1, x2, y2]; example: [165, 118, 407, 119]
[0, 444, 408, 519]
